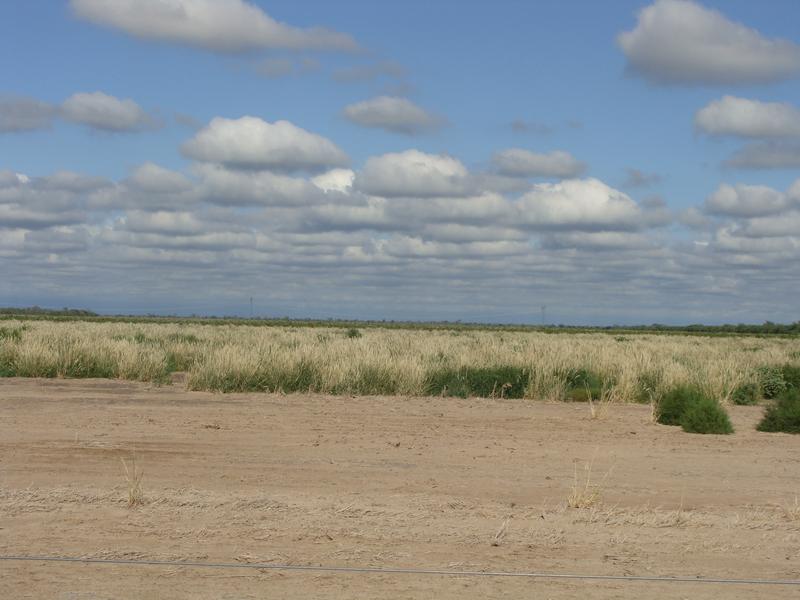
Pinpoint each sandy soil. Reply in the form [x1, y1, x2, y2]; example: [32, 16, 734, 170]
[1, 377, 798, 599]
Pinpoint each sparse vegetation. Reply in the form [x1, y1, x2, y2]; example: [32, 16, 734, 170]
[0, 319, 798, 407]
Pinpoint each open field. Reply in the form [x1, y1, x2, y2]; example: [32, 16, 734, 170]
[1, 378, 799, 598]
[1, 319, 799, 405]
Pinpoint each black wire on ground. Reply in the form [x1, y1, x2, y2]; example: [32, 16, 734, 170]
[1, 555, 799, 586]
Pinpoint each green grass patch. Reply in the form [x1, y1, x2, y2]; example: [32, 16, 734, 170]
[757, 389, 800, 434]
[424, 365, 530, 398]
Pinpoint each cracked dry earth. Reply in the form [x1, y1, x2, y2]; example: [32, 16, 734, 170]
[0, 378, 798, 599]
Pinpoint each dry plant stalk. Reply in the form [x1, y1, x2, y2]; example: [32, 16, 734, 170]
[491, 518, 510, 546]
[567, 452, 614, 509]
[121, 452, 144, 508]
[588, 383, 617, 420]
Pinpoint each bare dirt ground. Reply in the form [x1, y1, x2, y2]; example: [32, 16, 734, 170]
[1, 378, 798, 599]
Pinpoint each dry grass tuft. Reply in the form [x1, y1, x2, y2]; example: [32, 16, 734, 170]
[121, 452, 144, 508]
[784, 495, 800, 522]
[588, 383, 618, 420]
[567, 453, 613, 509]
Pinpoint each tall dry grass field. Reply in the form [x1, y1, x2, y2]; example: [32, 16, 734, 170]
[1, 320, 798, 403]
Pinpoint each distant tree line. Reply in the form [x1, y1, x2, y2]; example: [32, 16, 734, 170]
[0, 306, 98, 317]
[0, 307, 797, 335]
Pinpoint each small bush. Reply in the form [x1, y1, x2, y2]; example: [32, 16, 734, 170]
[345, 328, 362, 339]
[657, 385, 705, 426]
[758, 366, 787, 399]
[780, 364, 800, 390]
[757, 389, 800, 434]
[680, 397, 734, 434]
[731, 382, 760, 405]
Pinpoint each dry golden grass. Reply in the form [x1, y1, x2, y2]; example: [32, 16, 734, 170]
[0, 319, 798, 402]
[567, 453, 613, 509]
[121, 453, 144, 508]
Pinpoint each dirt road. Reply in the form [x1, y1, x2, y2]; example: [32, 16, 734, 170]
[1, 378, 798, 598]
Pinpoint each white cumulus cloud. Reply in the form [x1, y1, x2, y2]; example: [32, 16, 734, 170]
[61, 91, 157, 132]
[516, 178, 644, 231]
[0, 96, 56, 132]
[70, 0, 358, 53]
[695, 96, 800, 138]
[725, 141, 800, 169]
[704, 183, 792, 218]
[492, 149, 586, 178]
[182, 117, 349, 171]
[618, 0, 800, 85]
[354, 150, 473, 198]
[343, 96, 442, 135]
[312, 169, 355, 193]
[126, 163, 192, 193]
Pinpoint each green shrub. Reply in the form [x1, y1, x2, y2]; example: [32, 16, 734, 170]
[780, 364, 800, 390]
[657, 385, 705, 426]
[757, 389, 800, 434]
[758, 366, 787, 399]
[680, 397, 734, 434]
[345, 328, 362, 339]
[731, 382, 759, 405]
[424, 366, 530, 398]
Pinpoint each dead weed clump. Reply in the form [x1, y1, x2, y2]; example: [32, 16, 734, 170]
[121, 452, 144, 508]
[567, 454, 614, 509]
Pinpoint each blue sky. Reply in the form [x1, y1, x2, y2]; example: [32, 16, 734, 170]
[1, 1, 800, 324]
